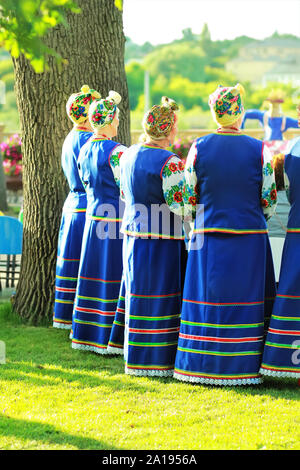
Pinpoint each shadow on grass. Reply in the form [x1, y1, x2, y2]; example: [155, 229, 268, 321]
[231, 375, 300, 399]
[0, 414, 119, 450]
[0, 359, 147, 393]
[0, 304, 159, 394]
[152, 372, 300, 401]
[0, 302, 299, 400]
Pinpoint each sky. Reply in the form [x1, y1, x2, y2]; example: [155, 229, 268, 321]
[123, 0, 300, 44]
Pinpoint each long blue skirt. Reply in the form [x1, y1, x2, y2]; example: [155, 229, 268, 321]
[107, 277, 126, 354]
[260, 232, 300, 378]
[264, 238, 277, 336]
[123, 235, 184, 377]
[174, 232, 275, 386]
[53, 194, 86, 330]
[71, 217, 123, 354]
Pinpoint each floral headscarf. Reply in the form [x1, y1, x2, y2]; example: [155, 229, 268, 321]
[66, 85, 101, 124]
[89, 91, 122, 129]
[143, 96, 179, 140]
[209, 84, 245, 126]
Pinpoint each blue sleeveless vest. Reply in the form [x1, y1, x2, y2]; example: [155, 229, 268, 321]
[78, 138, 122, 218]
[193, 133, 267, 234]
[284, 138, 300, 230]
[62, 129, 92, 192]
[121, 144, 184, 239]
[61, 128, 92, 210]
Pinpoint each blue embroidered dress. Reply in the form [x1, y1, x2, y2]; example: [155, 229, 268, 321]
[260, 137, 300, 378]
[174, 128, 277, 386]
[71, 137, 126, 354]
[119, 143, 186, 376]
[53, 127, 92, 330]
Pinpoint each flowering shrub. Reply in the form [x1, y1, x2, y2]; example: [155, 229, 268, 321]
[1, 133, 22, 176]
[168, 137, 194, 162]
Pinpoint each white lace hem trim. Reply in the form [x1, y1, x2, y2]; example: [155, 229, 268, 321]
[173, 372, 263, 386]
[125, 366, 174, 377]
[259, 367, 300, 378]
[53, 321, 72, 330]
[107, 346, 124, 355]
[71, 342, 110, 355]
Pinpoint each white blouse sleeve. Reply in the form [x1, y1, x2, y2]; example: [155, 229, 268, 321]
[109, 144, 127, 189]
[261, 144, 277, 220]
[184, 140, 198, 219]
[284, 170, 290, 202]
[161, 155, 186, 217]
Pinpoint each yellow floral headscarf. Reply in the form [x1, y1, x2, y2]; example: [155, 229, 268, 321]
[66, 85, 101, 124]
[209, 84, 245, 126]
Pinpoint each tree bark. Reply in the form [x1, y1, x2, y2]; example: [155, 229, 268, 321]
[12, 0, 130, 324]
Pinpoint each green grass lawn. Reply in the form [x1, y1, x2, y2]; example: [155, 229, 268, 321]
[0, 301, 299, 451]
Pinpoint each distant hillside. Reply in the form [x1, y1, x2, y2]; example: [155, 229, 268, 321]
[125, 32, 300, 87]
[224, 36, 300, 86]
[125, 37, 156, 63]
[0, 30, 299, 132]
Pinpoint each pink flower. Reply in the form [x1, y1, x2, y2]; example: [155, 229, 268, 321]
[0, 142, 8, 152]
[14, 164, 22, 176]
[1, 133, 22, 174]
[3, 159, 11, 175]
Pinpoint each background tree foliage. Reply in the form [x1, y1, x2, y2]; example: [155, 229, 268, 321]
[124, 25, 300, 128]
[0, 11, 299, 130]
[0, 0, 81, 72]
[143, 42, 208, 83]
[0, 0, 123, 72]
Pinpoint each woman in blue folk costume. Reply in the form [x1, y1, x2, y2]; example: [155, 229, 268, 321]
[53, 85, 100, 330]
[174, 84, 277, 386]
[120, 97, 186, 377]
[71, 91, 127, 354]
[260, 134, 300, 380]
[241, 89, 299, 157]
[242, 91, 299, 288]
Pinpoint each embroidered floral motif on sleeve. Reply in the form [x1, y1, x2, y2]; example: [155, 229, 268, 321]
[263, 161, 274, 176]
[162, 156, 185, 216]
[109, 145, 127, 188]
[261, 145, 277, 220]
[284, 171, 290, 202]
[184, 141, 199, 218]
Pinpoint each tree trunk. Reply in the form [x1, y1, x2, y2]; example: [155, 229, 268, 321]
[12, 0, 130, 324]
